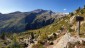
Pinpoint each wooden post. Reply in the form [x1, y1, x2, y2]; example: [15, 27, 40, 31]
[77, 21, 80, 35]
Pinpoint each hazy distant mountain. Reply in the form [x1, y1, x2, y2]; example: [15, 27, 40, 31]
[0, 9, 66, 33]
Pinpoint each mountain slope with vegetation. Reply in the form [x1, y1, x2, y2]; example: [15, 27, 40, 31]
[0, 13, 69, 48]
[0, 9, 66, 33]
[1, 5, 85, 48]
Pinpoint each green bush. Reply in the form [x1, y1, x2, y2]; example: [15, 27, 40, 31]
[32, 43, 44, 48]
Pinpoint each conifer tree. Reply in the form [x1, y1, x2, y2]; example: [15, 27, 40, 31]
[84, 5, 85, 9]
[0, 32, 6, 40]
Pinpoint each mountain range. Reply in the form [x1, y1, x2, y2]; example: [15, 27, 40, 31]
[0, 9, 67, 33]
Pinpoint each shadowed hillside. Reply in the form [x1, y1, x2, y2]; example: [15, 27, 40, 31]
[0, 9, 66, 33]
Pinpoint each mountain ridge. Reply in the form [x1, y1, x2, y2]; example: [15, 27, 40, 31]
[0, 9, 67, 33]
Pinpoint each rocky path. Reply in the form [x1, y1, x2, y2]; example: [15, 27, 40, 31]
[47, 33, 70, 48]
[47, 33, 85, 48]
[53, 33, 70, 48]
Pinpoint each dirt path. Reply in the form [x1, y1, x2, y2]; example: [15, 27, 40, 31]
[47, 33, 85, 48]
[47, 33, 70, 48]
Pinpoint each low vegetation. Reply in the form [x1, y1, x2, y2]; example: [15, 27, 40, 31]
[0, 5, 85, 48]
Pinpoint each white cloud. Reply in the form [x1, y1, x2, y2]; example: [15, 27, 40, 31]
[63, 9, 67, 11]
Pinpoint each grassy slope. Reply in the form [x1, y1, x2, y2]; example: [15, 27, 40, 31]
[17, 16, 70, 40]
[1, 6, 85, 48]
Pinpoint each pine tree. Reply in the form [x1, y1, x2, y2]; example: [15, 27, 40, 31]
[30, 32, 34, 39]
[84, 5, 85, 9]
[78, 7, 81, 10]
[0, 32, 6, 40]
[76, 7, 81, 13]
[69, 12, 74, 16]
[80, 9, 84, 14]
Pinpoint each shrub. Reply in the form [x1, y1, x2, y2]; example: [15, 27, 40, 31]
[0, 32, 6, 40]
[32, 43, 44, 48]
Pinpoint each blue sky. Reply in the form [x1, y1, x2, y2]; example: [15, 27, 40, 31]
[0, 0, 85, 13]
